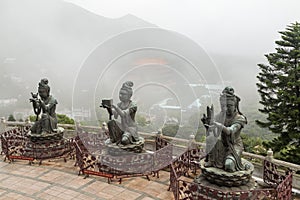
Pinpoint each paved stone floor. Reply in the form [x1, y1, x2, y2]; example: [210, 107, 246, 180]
[0, 157, 175, 200]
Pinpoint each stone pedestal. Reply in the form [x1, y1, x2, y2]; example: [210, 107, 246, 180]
[27, 127, 64, 142]
[194, 175, 257, 198]
[106, 137, 145, 156]
[198, 158, 254, 187]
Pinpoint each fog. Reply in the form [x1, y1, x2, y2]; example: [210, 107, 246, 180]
[1, 0, 299, 122]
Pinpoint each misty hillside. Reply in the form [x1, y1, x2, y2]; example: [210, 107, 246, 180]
[0, 0, 156, 111]
[0, 0, 264, 119]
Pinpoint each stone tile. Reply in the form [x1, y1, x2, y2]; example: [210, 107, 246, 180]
[61, 188, 81, 198]
[157, 190, 174, 200]
[125, 177, 152, 190]
[0, 192, 35, 200]
[95, 191, 114, 199]
[35, 193, 57, 200]
[113, 189, 142, 200]
[156, 171, 170, 183]
[0, 161, 9, 168]
[0, 176, 24, 187]
[64, 175, 93, 189]
[141, 181, 169, 197]
[0, 189, 7, 196]
[56, 192, 76, 200]
[0, 163, 23, 172]
[38, 170, 75, 185]
[43, 189, 62, 197]
[0, 155, 183, 200]
[81, 181, 109, 195]
[100, 184, 125, 196]
[0, 174, 10, 182]
[75, 193, 97, 200]
[0, 175, 51, 195]
[140, 197, 156, 200]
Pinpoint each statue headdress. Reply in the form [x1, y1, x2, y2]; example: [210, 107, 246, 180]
[38, 78, 50, 93]
[121, 81, 134, 96]
[220, 86, 245, 118]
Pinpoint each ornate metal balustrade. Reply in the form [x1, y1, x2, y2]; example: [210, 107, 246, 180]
[74, 131, 174, 183]
[169, 158, 292, 200]
[1, 125, 73, 164]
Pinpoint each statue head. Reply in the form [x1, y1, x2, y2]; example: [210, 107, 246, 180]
[38, 78, 50, 99]
[119, 81, 133, 102]
[220, 86, 240, 117]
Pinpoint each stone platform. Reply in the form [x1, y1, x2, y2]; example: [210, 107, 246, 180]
[106, 137, 145, 155]
[0, 157, 173, 200]
[198, 158, 254, 187]
[27, 127, 64, 142]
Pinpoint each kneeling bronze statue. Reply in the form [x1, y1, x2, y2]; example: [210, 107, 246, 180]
[28, 78, 63, 141]
[101, 81, 144, 153]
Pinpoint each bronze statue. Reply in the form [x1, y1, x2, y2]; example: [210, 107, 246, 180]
[30, 78, 58, 135]
[101, 81, 140, 146]
[201, 86, 247, 172]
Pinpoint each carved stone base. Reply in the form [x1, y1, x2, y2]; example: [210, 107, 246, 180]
[198, 158, 254, 187]
[194, 175, 257, 197]
[106, 137, 145, 155]
[27, 127, 64, 142]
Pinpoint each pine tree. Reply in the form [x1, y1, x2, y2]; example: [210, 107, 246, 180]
[256, 22, 300, 164]
[7, 114, 16, 122]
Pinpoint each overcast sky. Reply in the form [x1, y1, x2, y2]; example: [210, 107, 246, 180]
[64, 0, 300, 58]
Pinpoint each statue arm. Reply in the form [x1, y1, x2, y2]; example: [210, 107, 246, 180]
[213, 121, 242, 136]
[112, 104, 125, 118]
[222, 123, 242, 135]
[112, 109, 118, 119]
[40, 98, 57, 113]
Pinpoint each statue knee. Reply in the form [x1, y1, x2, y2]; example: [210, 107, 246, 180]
[224, 157, 235, 172]
[121, 135, 130, 145]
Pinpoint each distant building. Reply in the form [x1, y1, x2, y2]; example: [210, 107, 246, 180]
[0, 98, 18, 107]
[72, 108, 91, 121]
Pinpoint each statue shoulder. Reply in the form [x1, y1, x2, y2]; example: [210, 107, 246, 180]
[233, 113, 247, 127]
[129, 101, 137, 108]
[48, 95, 58, 104]
[129, 101, 137, 112]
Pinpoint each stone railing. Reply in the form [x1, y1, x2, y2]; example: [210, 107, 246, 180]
[1, 120, 300, 190]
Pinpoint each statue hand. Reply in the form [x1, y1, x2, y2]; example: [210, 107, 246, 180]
[213, 122, 227, 133]
[39, 99, 46, 110]
[101, 103, 109, 109]
[213, 121, 221, 127]
[201, 114, 211, 129]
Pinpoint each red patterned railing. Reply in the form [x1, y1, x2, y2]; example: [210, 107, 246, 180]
[1, 126, 73, 164]
[169, 158, 293, 199]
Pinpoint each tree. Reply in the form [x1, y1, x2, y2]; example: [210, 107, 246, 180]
[7, 114, 16, 121]
[136, 114, 148, 126]
[256, 22, 300, 164]
[162, 124, 179, 137]
[29, 114, 75, 125]
[56, 114, 75, 125]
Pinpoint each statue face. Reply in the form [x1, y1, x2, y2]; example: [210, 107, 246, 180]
[226, 102, 236, 117]
[38, 88, 49, 99]
[119, 89, 130, 102]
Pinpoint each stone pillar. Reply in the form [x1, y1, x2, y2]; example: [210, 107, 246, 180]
[188, 134, 197, 150]
[157, 129, 163, 137]
[0, 117, 6, 132]
[25, 117, 31, 125]
[266, 148, 274, 162]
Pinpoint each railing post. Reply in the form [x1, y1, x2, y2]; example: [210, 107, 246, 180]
[0, 117, 6, 132]
[188, 134, 197, 150]
[25, 117, 31, 125]
[157, 129, 163, 138]
[266, 148, 273, 162]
